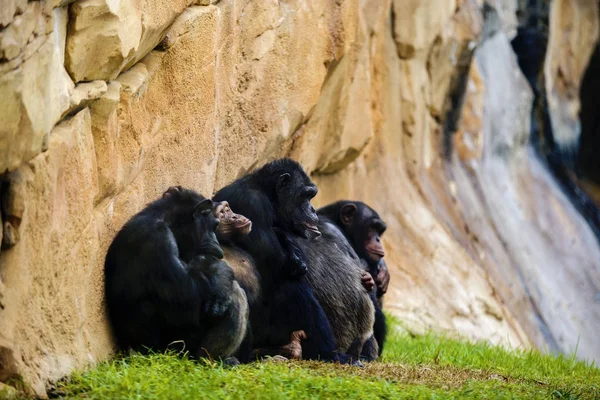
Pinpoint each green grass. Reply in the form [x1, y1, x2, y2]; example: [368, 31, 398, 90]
[49, 316, 600, 399]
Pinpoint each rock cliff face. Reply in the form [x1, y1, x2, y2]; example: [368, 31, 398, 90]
[0, 0, 598, 396]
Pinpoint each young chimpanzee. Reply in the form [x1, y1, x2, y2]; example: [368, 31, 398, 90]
[104, 187, 248, 362]
[213, 158, 351, 363]
[317, 201, 389, 356]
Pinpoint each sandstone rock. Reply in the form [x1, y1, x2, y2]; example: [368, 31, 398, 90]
[0, 6, 73, 173]
[63, 80, 108, 118]
[0, 2, 41, 61]
[427, 0, 482, 118]
[195, 0, 220, 5]
[451, 3, 600, 359]
[454, 62, 485, 165]
[0, 109, 105, 397]
[544, 0, 599, 152]
[0, 0, 26, 28]
[158, 6, 215, 50]
[66, 0, 195, 82]
[392, 0, 457, 59]
[290, 23, 374, 175]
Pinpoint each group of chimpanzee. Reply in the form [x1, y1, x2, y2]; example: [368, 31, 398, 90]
[104, 158, 390, 365]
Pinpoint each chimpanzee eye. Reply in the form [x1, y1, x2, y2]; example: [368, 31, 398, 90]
[372, 221, 386, 235]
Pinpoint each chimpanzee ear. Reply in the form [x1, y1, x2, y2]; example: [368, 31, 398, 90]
[340, 204, 357, 226]
[195, 199, 214, 216]
[276, 173, 291, 192]
[163, 185, 182, 198]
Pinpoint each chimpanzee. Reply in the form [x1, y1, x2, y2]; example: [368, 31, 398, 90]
[213, 158, 354, 363]
[293, 220, 378, 361]
[317, 201, 389, 356]
[213, 200, 306, 360]
[104, 187, 248, 362]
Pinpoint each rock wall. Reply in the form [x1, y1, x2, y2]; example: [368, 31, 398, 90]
[0, 0, 598, 396]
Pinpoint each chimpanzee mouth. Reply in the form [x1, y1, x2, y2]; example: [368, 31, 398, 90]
[368, 249, 385, 258]
[301, 222, 321, 240]
[303, 222, 320, 234]
[366, 245, 385, 259]
[366, 240, 385, 258]
[235, 219, 252, 230]
[368, 253, 383, 263]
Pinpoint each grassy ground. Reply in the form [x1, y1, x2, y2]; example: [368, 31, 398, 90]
[50, 317, 599, 399]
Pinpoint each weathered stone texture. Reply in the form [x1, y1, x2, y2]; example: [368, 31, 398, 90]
[0, 5, 74, 173]
[0, 0, 599, 396]
[66, 0, 197, 82]
[544, 0, 599, 150]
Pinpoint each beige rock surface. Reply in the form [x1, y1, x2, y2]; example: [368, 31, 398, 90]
[66, 0, 197, 82]
[544, 0, 599, 150]
[0, 0, 599, 396]
[0, 5, 74, 173]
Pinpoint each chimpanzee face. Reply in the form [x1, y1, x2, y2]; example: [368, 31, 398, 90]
[340, 203, 386, 264]
[213, 201, 252, 241]
[361, 218, 386, 263]
[192, 198, 224, 259]
[275, 172, 321, 240]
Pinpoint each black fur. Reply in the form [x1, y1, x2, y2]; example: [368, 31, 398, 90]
[213, 159, 347, 362]
[104, 188, 247, 360]
[318, 201, 388, 356]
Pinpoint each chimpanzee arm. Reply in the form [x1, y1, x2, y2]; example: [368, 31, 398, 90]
[375, 259, 390, 298]
[273, 227, 308, 279]
[186, 255, 236, 317]
[134, 222, 206, 327]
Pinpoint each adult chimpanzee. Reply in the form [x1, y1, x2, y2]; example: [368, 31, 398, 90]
[213, 159, 376, 363]
[104, 187, 248, 362]
[317, 201, 389, 356]
[213, 158, 356, 363]
[213, 200, 306, 360]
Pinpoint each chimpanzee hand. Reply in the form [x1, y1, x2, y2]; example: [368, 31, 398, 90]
[274, 227, 308, 278]
[188, 256, 235, 317]
[287, 244, 308, 278]
[375, 259, 390, 297]
[361, 271, 375, 292]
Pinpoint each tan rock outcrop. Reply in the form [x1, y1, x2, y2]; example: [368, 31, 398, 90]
[0, 4, 73, 173]
[0, 0, 599, 396]
[452, 17, 600, 358]
[66, 0, 197, 82]
[0, 0, 27, 28]
[544, 0, 599, 150]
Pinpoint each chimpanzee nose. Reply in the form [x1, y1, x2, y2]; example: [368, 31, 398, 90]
[376, 237, 380, 242]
